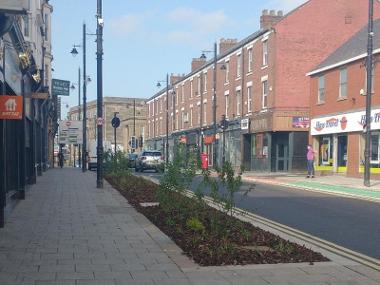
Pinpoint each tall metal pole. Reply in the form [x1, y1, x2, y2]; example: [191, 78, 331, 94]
[0, 38, 6, 227]
[78, 68, 81, 168]
[165, 73, 169, 164]
[114, 114, 117, 155]
[212, 42, 217, 168]
[364, 0, 374, 187]
[96, 0, 104, 188]
[82, 23, 87, 172]
[133, 99, 136, 136]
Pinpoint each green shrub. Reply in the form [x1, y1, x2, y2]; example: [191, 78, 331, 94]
[186, 217, 205, 233]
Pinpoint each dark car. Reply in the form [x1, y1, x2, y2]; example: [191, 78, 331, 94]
[127, 153, 138, 168]
[135, 150, 164, 172]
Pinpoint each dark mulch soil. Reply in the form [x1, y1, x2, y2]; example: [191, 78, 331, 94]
[106, 174, 329, 266]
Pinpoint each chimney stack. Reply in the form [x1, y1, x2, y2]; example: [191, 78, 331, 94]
[219, 38, 238, 55]
[170, 73, 184, 85]
[191, 58, 206, 72]
[260, 9, 283, 29]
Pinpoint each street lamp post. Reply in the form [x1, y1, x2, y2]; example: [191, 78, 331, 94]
[364, 0, 374, 187]
[200, 43, 226, 169]
[156, 73, 169, 164]
[220, 115, 229, 165]
[96, 0, 104, 188]
[70, 23, 90, 172]
[70, 67, 81, 168]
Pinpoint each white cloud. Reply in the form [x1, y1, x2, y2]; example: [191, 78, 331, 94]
[109, 12, 152, 36]
[269, 0, 308, 13]
[166, 7, 230, 44]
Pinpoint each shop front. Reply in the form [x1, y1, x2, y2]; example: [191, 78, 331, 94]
[311, 108, 380, 177]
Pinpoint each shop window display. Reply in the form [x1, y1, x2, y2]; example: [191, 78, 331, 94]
[319, 135, 333, 166]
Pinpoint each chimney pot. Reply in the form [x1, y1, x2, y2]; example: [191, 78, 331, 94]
[270, 10, 275, 16]
[262, 9, 268, 15]
[277, 10, 283, 16]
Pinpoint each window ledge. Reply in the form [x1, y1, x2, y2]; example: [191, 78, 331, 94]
[317, 101, 325, 105]
[236, 77, 242, 81]
[246, 72, 253, 76]
[224, 82, 230, 86]
[337, 97, 347, 102]
[261, 65, 268, 70]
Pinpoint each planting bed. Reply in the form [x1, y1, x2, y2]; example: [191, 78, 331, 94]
[106, 173, 329, 266]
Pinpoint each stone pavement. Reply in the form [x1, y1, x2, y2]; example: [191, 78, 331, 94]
[242, 172, 380, 202]
[0, 168, 379, 285]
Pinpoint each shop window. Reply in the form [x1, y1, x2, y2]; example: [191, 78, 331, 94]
[371, 133, 380, 165]
[319, 136, 333, 166]
[252, 133, 268, 158]
[251, 135, 256, 158]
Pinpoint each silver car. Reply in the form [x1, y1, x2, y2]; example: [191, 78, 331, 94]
[135, 150, 164, 172]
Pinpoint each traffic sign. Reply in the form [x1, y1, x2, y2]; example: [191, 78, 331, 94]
[97, 117, 104, 126]
[111, 117, 120, 128]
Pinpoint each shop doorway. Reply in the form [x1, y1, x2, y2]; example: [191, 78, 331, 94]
[276, 143, 289, 171]
[337, 135, 347, 170]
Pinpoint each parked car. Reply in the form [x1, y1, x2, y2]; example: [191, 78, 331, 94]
[127, 153, 138, 168]
[135, 150, 164, 172]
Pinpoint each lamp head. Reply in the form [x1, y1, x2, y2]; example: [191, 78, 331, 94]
[156, 82, 161, 88]
[200, 53, 207, 60]
[70, 47, 79, 57]
[70, 84, 75, 90]
[220, 64, 227, 70]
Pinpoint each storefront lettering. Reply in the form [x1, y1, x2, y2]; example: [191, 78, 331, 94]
[360, 113, 380, 126]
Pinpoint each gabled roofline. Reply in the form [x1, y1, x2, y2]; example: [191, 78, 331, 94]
[147, 29, 269, 103]
[306, 48, 380, 76]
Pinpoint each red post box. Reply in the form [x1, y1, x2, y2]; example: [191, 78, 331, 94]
[201, 153, 208, 170]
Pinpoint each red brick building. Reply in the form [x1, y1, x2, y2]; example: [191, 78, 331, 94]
[308, 19, 380, 178]
[146, 0, 380, 171]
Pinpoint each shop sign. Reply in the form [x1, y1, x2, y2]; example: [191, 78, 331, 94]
[292, 117, 310, 128]
[179, 135, 187, 144]
[241, 118, 249, 130]
[0, 95, 23, 120]
[204, 135, 215, 144]
[52, 79, 70, 96]
[311, 108, 380, 135]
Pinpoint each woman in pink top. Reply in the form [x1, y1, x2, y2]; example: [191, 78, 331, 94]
[306, 144, 315, 178]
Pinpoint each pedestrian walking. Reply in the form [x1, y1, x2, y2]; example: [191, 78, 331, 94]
[58, 151, 64, 168]
[306, 144, 315, 178]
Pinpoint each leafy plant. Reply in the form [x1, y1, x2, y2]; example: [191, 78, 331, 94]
[186, 217, 205, 233]
[156, 143, 199, 216]
[274, 240, 295, 255]
[103, 150, 131, 176]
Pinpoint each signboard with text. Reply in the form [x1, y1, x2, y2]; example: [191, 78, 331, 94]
[0, 95, 23, 120]
[52, 79, 70, 96]
[311, 108, 380, 136]
[292, 117, 310, 128]
[59, 120, 83, 145]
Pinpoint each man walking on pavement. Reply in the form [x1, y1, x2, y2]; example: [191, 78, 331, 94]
[306, 144, 315, 178]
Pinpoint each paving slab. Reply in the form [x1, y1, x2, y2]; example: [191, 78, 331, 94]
[0, 168, 379, 285]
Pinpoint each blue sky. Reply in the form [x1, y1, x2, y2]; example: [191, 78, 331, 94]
[51, 0, 307, 112]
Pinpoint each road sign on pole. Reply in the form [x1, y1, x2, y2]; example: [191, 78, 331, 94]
[52, 79, 70, 96]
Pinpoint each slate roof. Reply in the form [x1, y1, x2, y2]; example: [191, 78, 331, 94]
[147, 28, 268, 102]
[309, 19, 380, 75]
